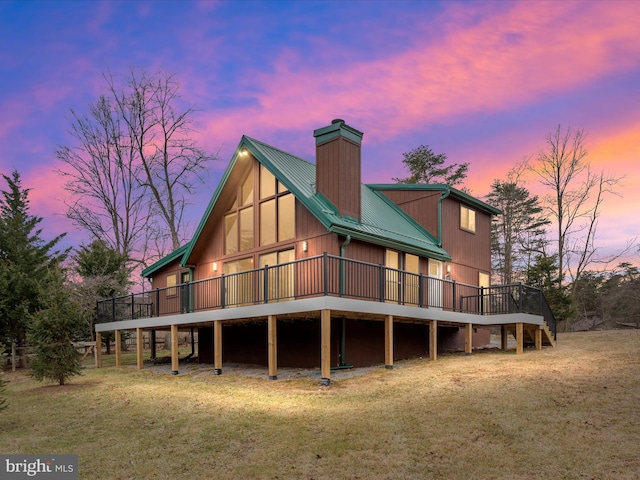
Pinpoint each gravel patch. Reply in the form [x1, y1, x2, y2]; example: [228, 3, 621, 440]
[135, 360, 401, 382]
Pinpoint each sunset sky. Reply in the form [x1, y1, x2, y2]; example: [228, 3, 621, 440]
[1, 0, 638, 267]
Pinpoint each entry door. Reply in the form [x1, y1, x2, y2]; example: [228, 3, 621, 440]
[479, 272, 490, 314]
[428, 259, 443, 308]
[404, 254, 420, 305]
[259, 249, 295, 302]
[385, 250, 399, 303]
[180, 271, 191, 313]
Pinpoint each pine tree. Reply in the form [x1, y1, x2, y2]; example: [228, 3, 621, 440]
[29, 266, 83, 385]
[393, 145, 469, 186]
[486, 180, 549, 284]
[526, 254, 575, 329]
[0, 170, 68, 367]
[73, 240, 130, 352]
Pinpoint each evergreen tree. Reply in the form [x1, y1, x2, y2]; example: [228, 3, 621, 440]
[393, 145, 468, 186]
[73, 240, 130, 352]
[29, 266, 83, 385]
[486, 180, 549, 284]
[526, 254, 574, 329]
[0, 170, 68, 367]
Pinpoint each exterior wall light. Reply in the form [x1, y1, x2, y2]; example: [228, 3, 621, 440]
[446, 264, 451, 274]
[239, 148, 248, 156]
[302, 240, 308, 252]
[213, 262, 218, 272]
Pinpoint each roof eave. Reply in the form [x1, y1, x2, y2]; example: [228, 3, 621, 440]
[141, 243, 191, 278]
[329, 225, 452, 262]
[181, 136, 251, 266]
[367, 183, 502, 216]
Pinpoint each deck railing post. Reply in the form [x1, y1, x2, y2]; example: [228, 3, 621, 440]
[155, 288, 160, 317]
[131, 293, 135, 319]
[323, 253, 329, 296]
[452, 280, 457, 312]
[379, 265, 385, 302]
[480, 286, 484, 315]
[418, 274, 424, 307]
[264, 265, 269, 304]
[221, 273, 226, 309]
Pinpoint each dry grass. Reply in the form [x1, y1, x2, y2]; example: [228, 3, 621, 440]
[2, 330, 639, 479]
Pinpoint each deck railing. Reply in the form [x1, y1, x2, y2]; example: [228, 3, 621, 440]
[96, 253, 557, 337]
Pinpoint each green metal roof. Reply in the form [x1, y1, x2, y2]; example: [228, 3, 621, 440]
[141, 243, 190, 278]
[181, 136, 451, 263]
[367, 183, 502, 215]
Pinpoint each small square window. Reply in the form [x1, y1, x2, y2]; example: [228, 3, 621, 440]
[461, 205, 476, 233]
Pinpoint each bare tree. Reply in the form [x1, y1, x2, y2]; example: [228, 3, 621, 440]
[529, 125, 623, 288]
[105, 69, 217, 252]
[56, 96, 149, 261]
[56, 68, 217, 266]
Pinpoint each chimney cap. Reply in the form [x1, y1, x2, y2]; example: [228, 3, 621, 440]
[314, 119, 363, 145]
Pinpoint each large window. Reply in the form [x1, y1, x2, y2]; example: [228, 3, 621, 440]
[225, 170, 255, 254]
[259, 164, 295, 246]
[224, 257, 254, 306]
[460, 205, 476, 233]
[259, 249, 295, 302]
[225, 164, 295, 253]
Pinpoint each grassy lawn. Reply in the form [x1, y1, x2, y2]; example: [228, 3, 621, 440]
[1, 330, 639, 479]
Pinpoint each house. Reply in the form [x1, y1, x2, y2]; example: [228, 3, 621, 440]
[95, 119, 556, 384]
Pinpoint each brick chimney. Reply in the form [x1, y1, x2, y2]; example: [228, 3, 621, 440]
[313, 119, 364, 221]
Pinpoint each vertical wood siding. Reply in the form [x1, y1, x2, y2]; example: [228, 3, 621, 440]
[316, 136, 361, 220]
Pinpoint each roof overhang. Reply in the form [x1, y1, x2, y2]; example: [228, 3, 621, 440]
[367, 183, 502, 216]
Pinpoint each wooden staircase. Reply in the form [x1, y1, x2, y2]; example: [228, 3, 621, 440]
[522, 321, 556, 348]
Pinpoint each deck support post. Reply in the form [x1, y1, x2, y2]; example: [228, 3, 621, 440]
[268, 315, 277, 380]
[115, 330, 122, 367]
[150, 330, 156, 359]
[464, 323, 473, 356]
[384, 315, 394, 369]
[214, 320, 223, 375]
[136, 328, 144, 370]
[515, 323, 524, 355]
[95, 332, 102, 368]
[429, 320, 437, 361]
[321, 309, 331, 385]
[501, 325, 508, 350]
[171, 324, 179, 374]
[534, 325, 542, 350]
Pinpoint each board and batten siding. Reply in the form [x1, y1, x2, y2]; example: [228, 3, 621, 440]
[315, 135, 361, 220]
[377, 189, 492, 286]
[440, 197, 492, 284]
[378, 189, 441, 236]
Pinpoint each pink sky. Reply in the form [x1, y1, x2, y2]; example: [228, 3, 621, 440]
[1, 0, 638, 269]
